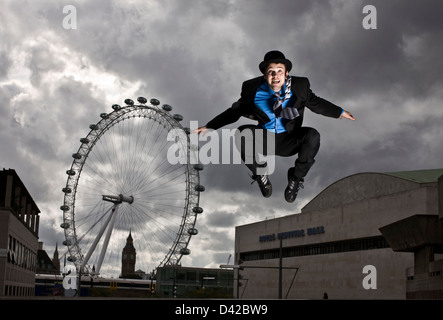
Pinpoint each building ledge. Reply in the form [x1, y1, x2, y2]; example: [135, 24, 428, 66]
[379, 214, 443, 252]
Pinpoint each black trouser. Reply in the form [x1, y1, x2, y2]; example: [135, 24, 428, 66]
[235, 124, 320, 179]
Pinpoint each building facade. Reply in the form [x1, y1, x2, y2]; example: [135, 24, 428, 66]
[0, 169, 40, 296]
[234, 169, 443, 299]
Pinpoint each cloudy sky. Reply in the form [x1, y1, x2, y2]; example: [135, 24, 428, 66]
[1, 0, 442, 275]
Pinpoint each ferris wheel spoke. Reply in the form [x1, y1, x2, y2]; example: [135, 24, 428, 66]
[75, 204, 112, 232]
[137, 166, 183, 196]
[131, 197, 182, 221]
[140, 172, 186, 198]
[134, 201, 183, 222]
[138, 142, 173, 187]
[82, 154, 119, 192]
[130, 204, 177, 244]
[139, 151, 175, 185]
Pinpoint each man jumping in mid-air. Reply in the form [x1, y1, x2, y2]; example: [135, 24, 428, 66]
[194, 51, 355, 202]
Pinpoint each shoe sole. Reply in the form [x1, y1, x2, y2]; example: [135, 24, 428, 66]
[262, 185, 272, 198]
[285, 169, 297, 203]
[284, 186, 295, 202]
[258, 182, 272, 198]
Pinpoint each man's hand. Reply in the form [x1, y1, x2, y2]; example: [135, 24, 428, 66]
[340, 110, 355, 120]
[192, 126, 208, 135]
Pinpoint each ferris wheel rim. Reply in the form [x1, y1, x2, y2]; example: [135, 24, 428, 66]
[60, 98, 203, 275]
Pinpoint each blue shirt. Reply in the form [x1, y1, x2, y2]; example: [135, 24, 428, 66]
[254, 81, 297, 134]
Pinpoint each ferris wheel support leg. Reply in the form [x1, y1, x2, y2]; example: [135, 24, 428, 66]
[81, 205, 117, 271]
[96, 205, 118, 274]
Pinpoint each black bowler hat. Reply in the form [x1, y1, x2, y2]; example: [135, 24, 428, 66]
[259, 50, 292, 73]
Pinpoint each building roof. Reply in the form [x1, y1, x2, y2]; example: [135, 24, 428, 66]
[302, 168, 443, 213]
[36, 248, 58, 274]
[0, 168, 40, 212]
[384, 168, 443, 183]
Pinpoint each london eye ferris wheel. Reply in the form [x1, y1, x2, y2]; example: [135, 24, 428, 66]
[60, 97, 204, 277]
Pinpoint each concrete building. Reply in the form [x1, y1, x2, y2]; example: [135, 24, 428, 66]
[234, 169, 443, 299]
[380, 173, 443, 299]
[0, 169, 40, 296]
[157, 265, 234, 298]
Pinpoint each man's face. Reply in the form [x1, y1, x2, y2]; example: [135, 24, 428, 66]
[264, 63, 288, 92]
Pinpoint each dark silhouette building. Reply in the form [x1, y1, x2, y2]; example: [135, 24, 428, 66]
[52, 243, 60, 274]
[36, 242, 58, 275]
[121, 231, 136, 278]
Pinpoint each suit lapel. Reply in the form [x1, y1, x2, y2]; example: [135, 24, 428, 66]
[290, 76, 304, 109]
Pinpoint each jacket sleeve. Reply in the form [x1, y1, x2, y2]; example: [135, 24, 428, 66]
[303, 78, 343, 118]
[206, 76, 266, 129]
[205, 78, 254, 130]
[205, 103, 242, 130]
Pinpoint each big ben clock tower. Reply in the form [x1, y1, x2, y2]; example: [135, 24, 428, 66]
[121, 231, 136, 278]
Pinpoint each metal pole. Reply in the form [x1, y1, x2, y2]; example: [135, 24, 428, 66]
[77, 268, 81, 297]
[236, 268, 240, 299]
[96, 205, 118, 274]
[81, 206, 116, 270]
[279, 238, 282, 299]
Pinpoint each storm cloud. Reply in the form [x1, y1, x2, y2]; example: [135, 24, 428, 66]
[1, 0, 442, 272]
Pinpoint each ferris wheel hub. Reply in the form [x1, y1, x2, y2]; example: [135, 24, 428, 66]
[102, 194, 134, 204]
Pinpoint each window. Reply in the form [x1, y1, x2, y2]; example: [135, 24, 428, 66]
[186, 270, 197, 284]
[240, 236, 389, 262]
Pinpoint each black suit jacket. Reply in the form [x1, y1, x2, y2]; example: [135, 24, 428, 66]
[206, 76, 343, 133]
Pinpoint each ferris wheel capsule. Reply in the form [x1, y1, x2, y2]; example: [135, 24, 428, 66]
[137, 97, 147, 104]
[162, 104, 172, 111]
[60, 222, 70, 229]
[192, 207, 203, 214]
[188, 228, 198, 235]
[124, 99, 134, 106]
[180, 248, 191, 255]
[150, 98, 160, 106]
[193, 164, 204, 171]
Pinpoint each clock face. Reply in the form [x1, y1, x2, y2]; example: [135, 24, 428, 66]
[123, 254, 127, 259]
[130, 254, 134, 260]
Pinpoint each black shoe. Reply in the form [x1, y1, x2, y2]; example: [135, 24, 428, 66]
[250, 174, 272, 198]
[285, 169, 304, 203]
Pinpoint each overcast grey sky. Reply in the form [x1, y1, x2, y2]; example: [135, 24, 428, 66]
[1, 0, 442, 274]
